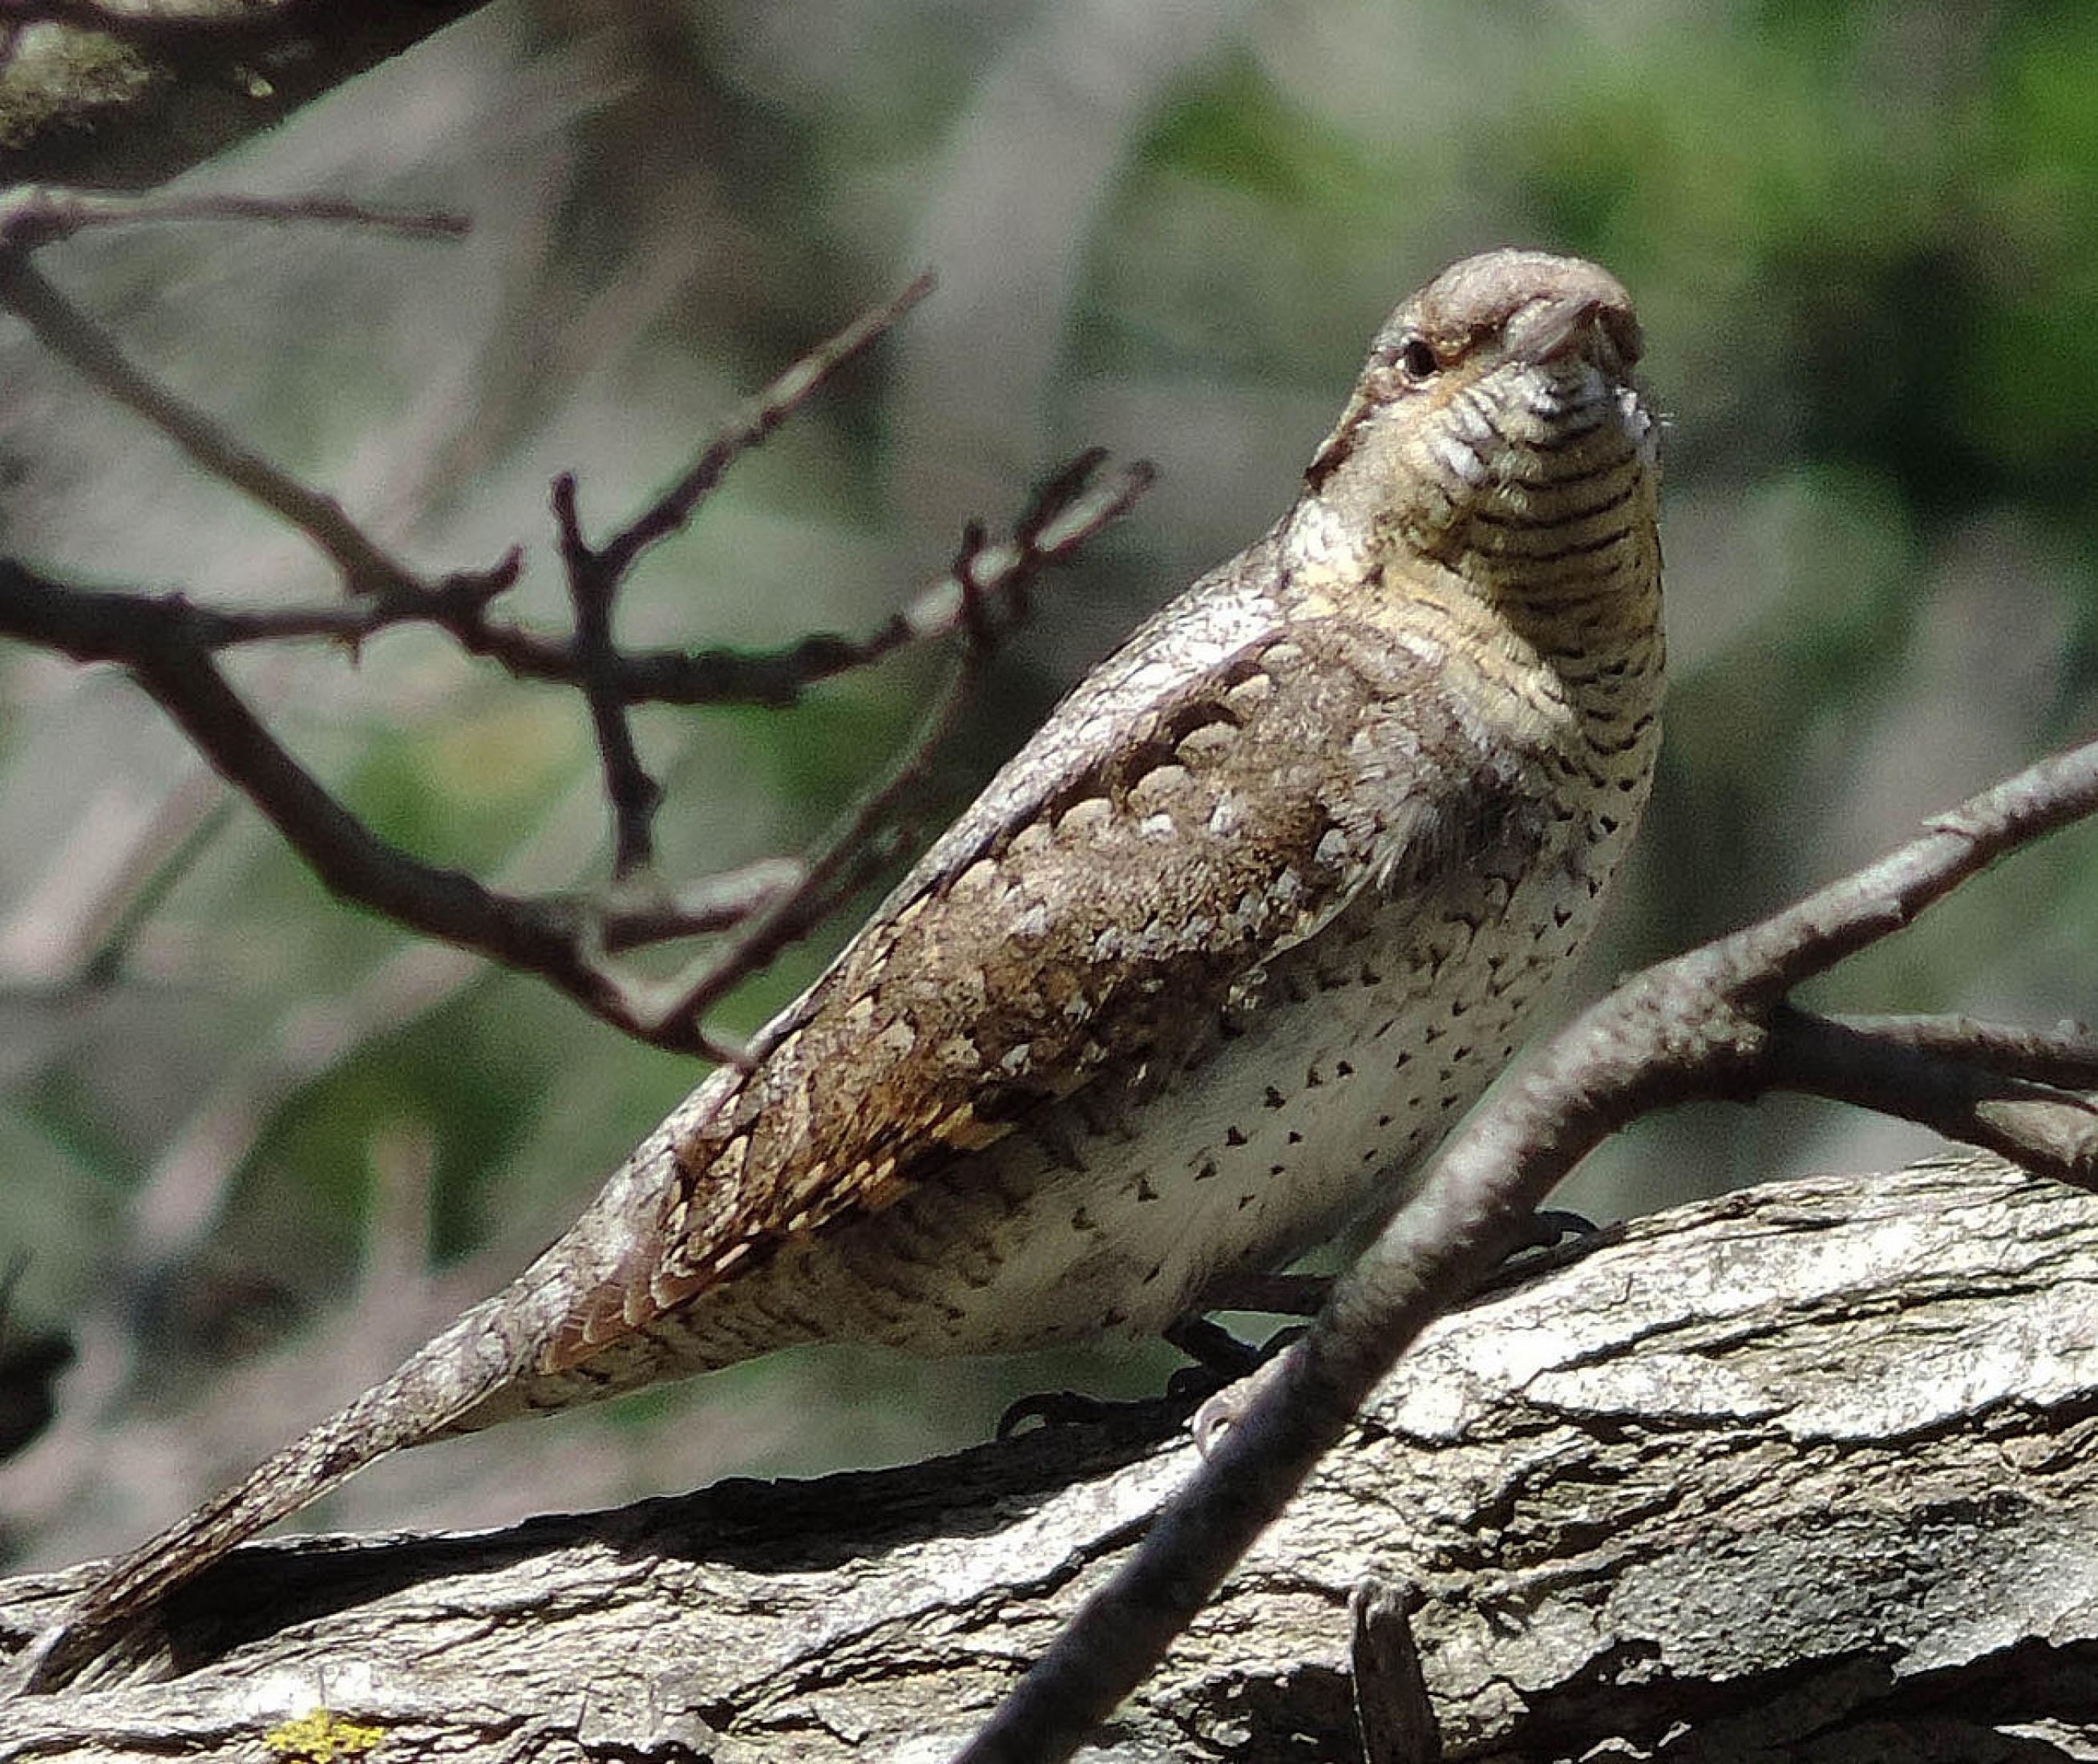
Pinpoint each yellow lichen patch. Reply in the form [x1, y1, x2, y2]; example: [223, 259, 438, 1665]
[265, 1709, 384, 1763]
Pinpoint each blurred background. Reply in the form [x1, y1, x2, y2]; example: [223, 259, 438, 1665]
[2, 0, 2095, 1572]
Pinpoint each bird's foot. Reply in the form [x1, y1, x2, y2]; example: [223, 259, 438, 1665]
[1522, 1206, 1599, 1250]
[993, 1310, 1308, 1441]
[1160, 1315, 1264, 1378]
[1470, 1207, 1610, 1297]
[1190, 1211, 1613, 1456]
[1175, 1313, 1311, 1456]
[995, 1388, 1130, 1438]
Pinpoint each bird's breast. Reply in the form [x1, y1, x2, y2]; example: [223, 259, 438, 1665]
[638, 795, 1634, 1367]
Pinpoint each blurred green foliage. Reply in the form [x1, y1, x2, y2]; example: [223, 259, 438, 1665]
[2, 0, 2095, 1564]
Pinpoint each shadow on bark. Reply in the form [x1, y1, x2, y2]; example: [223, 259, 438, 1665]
[9, 1153, 2098, 1762]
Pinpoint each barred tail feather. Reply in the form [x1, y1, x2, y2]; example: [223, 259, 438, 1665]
[15, 1287, 528, 1694]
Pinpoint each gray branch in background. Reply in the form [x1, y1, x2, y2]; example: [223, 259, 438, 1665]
[0, 444, 1153, 1058]
[0, 216, 1154, 1056]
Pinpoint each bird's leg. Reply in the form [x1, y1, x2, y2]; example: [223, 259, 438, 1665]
[993, 1331, 1235, 1438]
[1189, 1271, 1332, 1319]
[1190, 1209, 1617, 1454]
[1470, 1208, 1611, 1297]
[995, 1298, 1314, 1439]
[1162, 1315, 1267, 1378]
[994, 1382, 1183, 1440]
[1189, 1215, 1604, 1340]
[1523, 1207, 1599, 1249]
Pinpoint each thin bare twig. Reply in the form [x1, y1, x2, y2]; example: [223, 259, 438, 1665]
[956, 734, 2098, 1764]
[0, 453, 1153, 1055]
[534, 275, 940, 879]
[596, 859, 803, 955]
[552, 472, 661, 879]
[595, 273, 936, 585]
[0, 545, 1075, 708]
[74, 787, 236, 988]
[0, 202, 1150, 1073]
[0, 550, 733, 1053]
[0, 249, 426, 594]
[0, 190, 469, 252]
[0, 192, 1146, 1026]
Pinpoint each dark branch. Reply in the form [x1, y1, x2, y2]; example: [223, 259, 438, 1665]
[1765, 1008, 2098, 1188]
[1818, 1010, 2098, 1089]
[596, 860, 803, 956]
[0, 207, 1151, 1049]
[0, 248, 427, 594]
[956, 734, 2098, 1764]
[552, 472, 661, 880]
[594, 273, 936, 586]
[0, 552, 662, 1040]
[0, 1, 498, 192]
[0, 451, 1153, 1056]
[648, 452, 1158, 1057]
[1725, 746, 2098, 993]
[523, 273, 948, 891]
[0, 556, 1049, 711]
[0, 189, 471, 251]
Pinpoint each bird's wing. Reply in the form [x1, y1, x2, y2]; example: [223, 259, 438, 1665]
[546, 545, 1547, 1368]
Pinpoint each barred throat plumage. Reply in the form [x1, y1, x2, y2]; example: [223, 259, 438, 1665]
[26, 249, 1663, 1694]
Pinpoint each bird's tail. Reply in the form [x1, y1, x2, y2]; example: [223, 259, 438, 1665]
[14, 1284, 532, 1695]
[16, 1066, 738, 1695]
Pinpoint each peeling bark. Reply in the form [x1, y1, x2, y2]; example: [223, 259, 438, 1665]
[6, 1153, 2098, 1762]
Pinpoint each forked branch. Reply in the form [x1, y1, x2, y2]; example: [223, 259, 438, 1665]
[0, 451, 1150, 1058]
[0, 219, 1153, 1058]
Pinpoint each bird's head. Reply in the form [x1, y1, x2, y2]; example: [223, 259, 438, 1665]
[1300, 249, 1659, 609]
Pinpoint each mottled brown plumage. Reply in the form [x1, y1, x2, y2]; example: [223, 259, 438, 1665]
[23, 248, 1663, 1692]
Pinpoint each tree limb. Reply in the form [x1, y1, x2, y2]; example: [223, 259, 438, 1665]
[960, 734, 2098, 1763]
[0, 248, 425, 594]
[0, 447, 1151, 1055]
[0, 1, 500, 193]
[0, 189, 471, 250]
[6, 1155, 2095, 1762]
[0, 215, 1152, 1054]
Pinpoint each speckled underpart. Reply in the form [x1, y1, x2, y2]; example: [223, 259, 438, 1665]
[34, 250, 1664, 1688]
[484, 248, 1664, 1410]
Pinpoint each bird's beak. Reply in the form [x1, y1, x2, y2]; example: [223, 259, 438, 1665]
[1506, 292, 1643, 375]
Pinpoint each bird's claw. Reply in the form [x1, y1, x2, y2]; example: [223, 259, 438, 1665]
[1190, 1352, 1293, 1457]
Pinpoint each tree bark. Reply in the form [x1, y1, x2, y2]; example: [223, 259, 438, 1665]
[6, 1151, 2098, 1762]
[0, 1, 499, 192]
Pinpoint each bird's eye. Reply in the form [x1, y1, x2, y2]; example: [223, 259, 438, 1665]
[1396, 334, 1440, 382]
